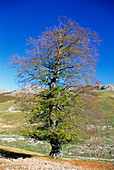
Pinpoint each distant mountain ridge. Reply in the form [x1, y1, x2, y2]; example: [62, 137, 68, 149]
[13, 84, 114, 92]
[12, 85, 44, 95]
[0, 88, 11, 94]
[0, 84, 114, 94]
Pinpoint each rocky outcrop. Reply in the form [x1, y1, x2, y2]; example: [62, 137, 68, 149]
[100, 84, 114, 91]
[93, 84, 114, 91]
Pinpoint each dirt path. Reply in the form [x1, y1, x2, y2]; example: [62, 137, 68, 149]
[69, 159, 114, 170]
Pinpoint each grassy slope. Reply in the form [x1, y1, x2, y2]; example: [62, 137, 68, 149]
[0, 99, 24, 133]
[0, 100, 15, 111]
[0, 91, 113, 162]
[88, 91, 114, 136]
[0, 91, 113, 131]
[98, 91, 114, 125]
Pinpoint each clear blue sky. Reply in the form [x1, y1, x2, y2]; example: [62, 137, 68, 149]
[0, 0, 114, 90]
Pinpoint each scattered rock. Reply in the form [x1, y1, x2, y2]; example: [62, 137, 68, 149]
[0, 157, 83, 169]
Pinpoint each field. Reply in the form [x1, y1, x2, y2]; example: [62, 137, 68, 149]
[0, 91, 113, 169]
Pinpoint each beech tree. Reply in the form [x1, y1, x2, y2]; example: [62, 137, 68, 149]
[10, 17, 100, 157]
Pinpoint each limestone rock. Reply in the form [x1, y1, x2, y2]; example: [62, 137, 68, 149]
[100, 84, 114, 91]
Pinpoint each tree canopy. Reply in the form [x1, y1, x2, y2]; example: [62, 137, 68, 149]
[10, 16, 101, 157]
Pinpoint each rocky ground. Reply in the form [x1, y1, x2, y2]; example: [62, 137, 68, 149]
[0, 156, 113, 170]
[0, 157, 84, 170]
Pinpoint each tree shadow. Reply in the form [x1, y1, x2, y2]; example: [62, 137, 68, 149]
[0, 149, 34, 159]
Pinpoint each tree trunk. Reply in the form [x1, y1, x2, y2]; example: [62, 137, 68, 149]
[49, 139, 63, 158]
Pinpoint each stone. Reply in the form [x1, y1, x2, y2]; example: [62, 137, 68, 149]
[100, 84, 114, 91]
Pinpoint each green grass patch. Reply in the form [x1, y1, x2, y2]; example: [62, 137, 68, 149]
[96, 91, 114, 125]
[0, 100, 16, 111]
[0, 132, 51, 155]
[2, 113, 19, 122]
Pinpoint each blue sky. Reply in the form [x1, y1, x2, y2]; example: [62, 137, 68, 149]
[0, 0, 114, 90]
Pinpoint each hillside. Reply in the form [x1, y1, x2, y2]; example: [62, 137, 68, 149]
[0, 87, 113, 169]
